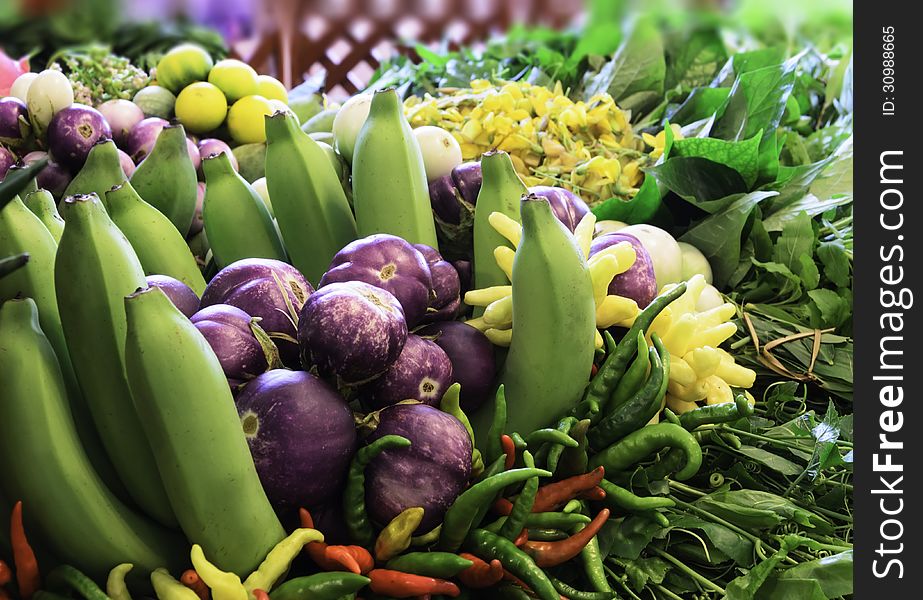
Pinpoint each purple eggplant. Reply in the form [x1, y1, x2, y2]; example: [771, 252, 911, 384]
[200, 258, 313, 366]
[417, 321, 496, 413]
[125, 117, 168, 163]
[528, 185, 590, 233]
[428, 161, 482, 225]
[0, 97, 30, 147]
[362, 334, 453, 410]
[414, 244, 461, 324]
[22, 151, 71, 197]
[452, 259, 472, 298]
[145, 274, 200, 317]
[319, 234, 433, 328]
[297, 281, 407, 384]
[0, 146, 14, 179]
[191, 304, 274, 387]
[96, 99, 144, 147]
[365, 403, 472, 532]
[237, 369, 356, 512]
[47, 104, 113, 171]
[589, 233, 657, 307]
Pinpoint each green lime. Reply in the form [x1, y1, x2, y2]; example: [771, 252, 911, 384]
[256, 75, 288, 103]
[175, 82, 228, 134]
[208, 59, 259, 103]
[155, 44, 214, 93]
[227, 95, 275, 144]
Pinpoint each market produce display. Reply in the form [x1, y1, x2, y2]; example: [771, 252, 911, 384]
[0, 3, 852, 600]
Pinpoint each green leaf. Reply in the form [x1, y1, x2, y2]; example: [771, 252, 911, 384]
[592, 170, 661, 223]
[666, 87, 731, 125]
[713, 62, 796, 145]
[679, 191, 777, 287]
[704, 490, 832, 532]
[735, 445, 803, 476]
[669, 514, 754, 566]
[665, 27, 727, 90]
[724, 535, 809, 600]
[772, 211, 815, 273]
[623, 557, 670, 592]
[774, 550, 853, 598]
[807, 288, 851, 329]
[755, 578, 827, 600]
[672, 131, 761, 187]
[608, 515, 668, 560]
[749, 259, 803, 304]
[649, 157, 748, 205]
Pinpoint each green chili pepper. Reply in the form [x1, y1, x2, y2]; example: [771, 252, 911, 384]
[584, 283, 686, 416]
[587, 344, 664, 450]
[609, 330, 650, 410]
[557, 419, 591, 478]
[544, 417, 579, 474]
[525, 512, 591, 528]
[598, 479, 675, 512]
[548, 575, 617, 600]
[497, 451, 538, 540]
[581, 532, 611, 594]
[642, 447, 688, 482]
[151, 569, 199, 600]
[343, 434, 412, 545]
[244, 527, 324, 593]
[411, 524, 442, 547]
[269, 573, 370, 600]
[106, 563, 133, 600]
[662, 407, 682, 425]
[524, 428, 578, 449]
[440, 383, 485, 475]
[679, 393, 754, 431]
[652, 333, 670, 405]
[509, 432, 528, 451]
[385, 552, 473, 578]
[562, 499, 583, 514]
[639, 510, 671, 528]
[720, 431, 743, 449]
[525, 528, 568, 541]
[463, 528, 559, 600]
[591, 423, 702, 481]
[45, 565, 110, 600]
[572, 332, 618, 420]
[485, 385, 508, 465]
[439, 467, 551, 552]
[375, 507, 425, 562]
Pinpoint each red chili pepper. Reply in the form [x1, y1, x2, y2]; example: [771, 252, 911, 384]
[520, 509, 611, 567]
[299, 508, 362, 574]
[181, 569, 210, 600]
[591, 363, 599, 377]
[346, 545, 375, 575]
[513, 528, 529, 547]
[10, 501, 40, 600]
[368, 569, 460, 598]
[252, 589, 270, 600]
[456, 553, 504, 589]
[501, 434, 516, 470]
[578, 485, 607, 502]
[494, 467, 605, 516]
[0, 560, 12, 586]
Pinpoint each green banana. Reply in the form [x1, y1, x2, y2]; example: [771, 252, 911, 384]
[472, 151, 527, 315]
[107, 181, 207, 296]
[351, 88, 439, 248]
[124, 286, 286, 576]
[264, 110, 357, 283]
[130, 123, 198, 236]
[472, 195, 596, 445]
[24, 189, 65, 242]
[63, 139, 127, 211]
[300, 107, 338, 134]
[0, 252, 29, 279]
[202, 151, 286, 268]
[55, 193, 177, 528]
[0, 298, 186, 583]
[0, 194, 127, 502]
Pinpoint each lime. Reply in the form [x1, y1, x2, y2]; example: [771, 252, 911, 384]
[227, 95, 275, 144]
[208, 59, 259, 103]
[175, 82, 228, 134]
[256, 75, 288, 103]
[156, 44, 214, 93]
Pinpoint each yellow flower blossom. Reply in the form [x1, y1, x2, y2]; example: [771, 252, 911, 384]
[642, 123, 684, 160]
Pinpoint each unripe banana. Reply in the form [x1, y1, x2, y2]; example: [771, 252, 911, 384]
[0, 298, 186, 583]
[202, 152, 287, 268]
[55, 193, 177, 528]
[130, 123, 198, 236]
[63, 139, 127, 211]
[107, 181, 207, 296]
[124, 286, 286, 576]
[351, 89, 439, 248]
[23, 189, 65, 242]
[264, 110, 357, 284]
[472, 195, 596, 444]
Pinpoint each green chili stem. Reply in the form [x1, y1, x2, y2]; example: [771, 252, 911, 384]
[647, 548, 725, 595]
[602, 565, 642, 600]
[652, 583, 686, 600]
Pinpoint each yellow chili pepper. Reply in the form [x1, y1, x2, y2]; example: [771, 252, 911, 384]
[375, 507, 425, 562]
[243, 528, 323, 594]
[152, 569, 200, 600]
[190, 545, 248, 600]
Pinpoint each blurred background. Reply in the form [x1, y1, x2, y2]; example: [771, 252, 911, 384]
[0, 0, 852, 99]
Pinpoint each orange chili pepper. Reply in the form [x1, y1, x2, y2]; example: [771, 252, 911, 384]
[0, 560, 12, 586]
[345, 545, 375, 575]
[520, 509, 611, 567]
[513, 528, 529, 547]
[252, 589, 270, 600]
[299, 508, 361, 574]
[494, 467, 606, 516]
[456, 553, 503, 589]
[368, 569, 460, 598]
[180, 569, 210, 600]
[578, 485, 607, 502]
[501, 434, 516, 470]
[10, 501, 40, 600]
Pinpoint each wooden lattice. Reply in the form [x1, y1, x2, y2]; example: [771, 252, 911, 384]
[233, 0, 584, 98]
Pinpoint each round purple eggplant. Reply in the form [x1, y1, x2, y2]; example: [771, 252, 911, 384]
[414, 244, 461, 324]
[589, 232, 657, 307]
[428, 161, 482, 225]
[96, 99, 144, 147]
[528, 185, 590, 233]
[362, 334, 453, 410]
[23, 150, 71, 197]
[191, 304, 273, 387]
[297, 280, 407, 384]
[0, 97, 30, 147]
[200, 258, 313, 367]
[47, 104, 113, 171]
[319, 234, 433, 328]
[145, 274, 200, 317]
[237, 369, 356, 511]
[0, 146, 14, 180]
[417, 321, 496, 413]
[452, 259, 472, 298]
[125, 117, 168, 163]
[365, 403, 472, 532]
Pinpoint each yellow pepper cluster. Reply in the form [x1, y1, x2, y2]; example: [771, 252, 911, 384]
[404, 80, 658, 206]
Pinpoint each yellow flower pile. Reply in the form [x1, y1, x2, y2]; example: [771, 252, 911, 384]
[403, 80, 658, 206]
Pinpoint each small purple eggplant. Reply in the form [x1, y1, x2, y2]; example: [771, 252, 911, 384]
[191, 304, 277, 387]
[529, 185, 590, 233]
[47, 104, 112, 171]
[589, 233, 657, 308]
[362, 334, 453, 410]
[417, 321, 496, 414]
[146, 274, 200, 318]
[414, 244, 461, 324]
